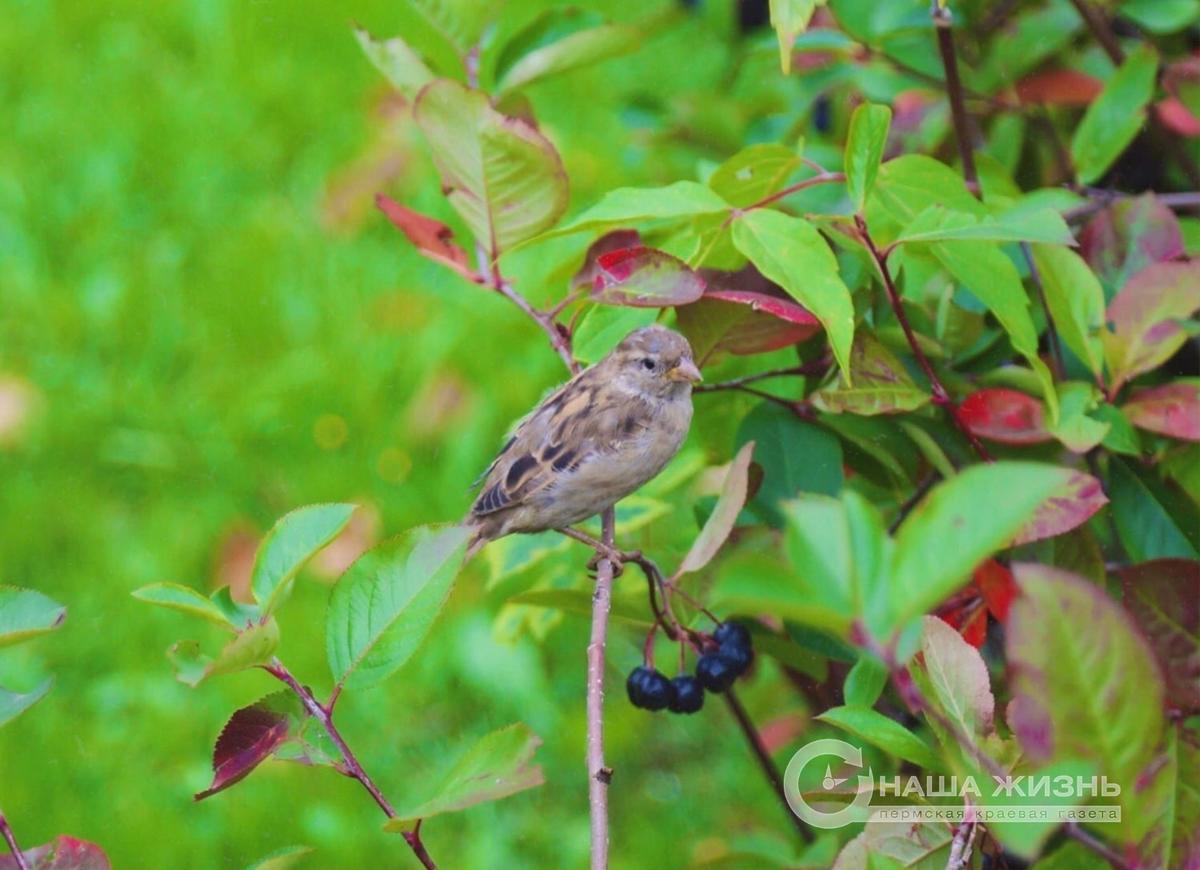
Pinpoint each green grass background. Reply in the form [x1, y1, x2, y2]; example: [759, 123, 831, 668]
[0, 1, 821, 866]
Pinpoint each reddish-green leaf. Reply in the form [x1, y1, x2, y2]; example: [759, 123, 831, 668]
[1012, 470, 1108, 545]
[959, 388, 1051, 444]
[591, 247, 705, 307]
[915, 615, 994, 738]
[0, 836, 111, 870]
[375, 194, 475, 280]
[414, 80, 568, 256]
[1103, 262, 1200, 393]
[1118, 559, 1200, 711]
[675, 442, 755, 577]
[353, 25, 434, 100]
[1122, 380, 1200, 441]
[570, 229, 641, 291]
[195, 692, 301, 800]
[1080, 193, 1185, 296]
[1008, 563, 1165, 844]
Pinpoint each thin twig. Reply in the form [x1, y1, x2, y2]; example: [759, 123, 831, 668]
[586, 508, 616, 870]
[1020, 242, 1065, 380]
[888, 472, 941, 534]
[855, 216, 992, 462]
[1065, 189, 1200, 223]
[932, 2, 979, 193]
[1065, 822, 1133, 870]
[723, 689, 814, 843]
[0, 812, 28, 870]
[476, 244, 578, 373]
[694, 360, 830, 393]
[723, 172, 847, 227]
[264, 660, 438, 870]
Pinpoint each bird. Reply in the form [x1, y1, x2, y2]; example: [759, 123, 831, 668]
[465, 324, 702, 560]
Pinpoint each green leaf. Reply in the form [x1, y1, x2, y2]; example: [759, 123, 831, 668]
[894, 206, 1073, 246]
[326, 525, 469, 691]
[414, 79, 568, 256]
[1070, 45, 1159, 185]
[736, 403, 843, 525]
[252, 504, 356, 616]
[507, 589, 652, 627]
[929, 239, 1058, 419]
[528, 180, 729, 245]
[710, 551, 856, 635]
[1029, 245, 1106, 379]
[1008, 563, 1165, 844]
[132, 583, 236, 630]
[769, 0, 821, 73]
[0, 677, 53, 727]
[708, 144, 802, 208]
[168, 619, 281, 688]
[868, 155, 983, 243]
[844, 655, 888, 707]
[914, 616, 993, 738]
[383, 723, 544, 830]
[1047, 381, 1110, 454]
[246, 845, 315, 870]
[572, 305, 658, 365]
[353, 25, 434, 100]
[817, 705, 941, 770]
[1109, 458, 1200, 561]
[731, 209, 856, 381]
[494, 13, 640, 94]
[0, 586, 66, 647]
[810, 333, 930, 415]
[891, 463, 1075, 626]
[845, 104, 891, 212]
[1118, 0, 1200, 33]
[676, 442, 755, 577]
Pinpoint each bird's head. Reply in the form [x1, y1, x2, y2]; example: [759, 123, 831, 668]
[606, 324, 702, 399]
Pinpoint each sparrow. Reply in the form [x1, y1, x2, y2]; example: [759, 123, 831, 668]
[465, 324, 702, 559]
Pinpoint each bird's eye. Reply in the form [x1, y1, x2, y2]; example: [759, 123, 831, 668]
[640, 357, 656, 371]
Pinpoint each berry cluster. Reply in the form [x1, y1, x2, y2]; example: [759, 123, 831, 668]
[626, 621, 754, 714]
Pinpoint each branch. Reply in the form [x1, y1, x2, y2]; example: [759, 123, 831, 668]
[735, 172, 847, 217]
[694, 360, 830, 393]
[855, 216, 992, 462]
[586, 508, 616, 870]
[476, 244, 578, 374]
[1065, 822, 1133, 870]
[1065, 189, 1200, 223]
[931, 2, 979, 193]
[264, 660, 438, 870]
[723, 689, 814, 843]
[0, 812, 28, 870]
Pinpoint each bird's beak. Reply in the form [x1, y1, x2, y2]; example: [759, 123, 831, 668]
[667, 358, 703, 384]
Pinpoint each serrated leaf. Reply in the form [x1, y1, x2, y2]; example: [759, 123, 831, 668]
[0, 677, 53, 727]
[817, 705, 941, 770]
[414, 79, 568, 256]
[353, 25, 434, 99]
[196, 691, 302, 800]
[383, 723, 544, 830]
[0, 586, 65, 647]
[1071, 45, 1159, 184]
[132, 583, 235, 630]
[168, 619, 280, 688]
[676, 442, 755, 577]
[326, 525, 468, 691]
[252, 504, 356, 616]
[891, 463, 1076, 627]
[731, 209, 855, 381]
[845, 104, 890, 212]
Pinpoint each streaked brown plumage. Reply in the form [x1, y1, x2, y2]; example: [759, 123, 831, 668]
[465, 325, 701, 559]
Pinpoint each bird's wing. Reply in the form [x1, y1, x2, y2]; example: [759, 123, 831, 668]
[470, 370, 651, 518]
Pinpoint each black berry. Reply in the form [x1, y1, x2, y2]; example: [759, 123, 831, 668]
[668, 676, 704, 714]
[696, 653, 737, 693]
[713, 621, 751, 649]
[719, 640, 754, 676]
[627, 666, 674, 711]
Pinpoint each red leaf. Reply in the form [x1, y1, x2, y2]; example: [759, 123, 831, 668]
[571, 230, 641, 291]
[1079, 194, 1184, 292]
[974, 559, 1016, 623]
[374, 194, 475, 280]
[592, 247, 706, 307]
[1012, 470, 1109, 545]
[1015, 69, 1103, 106]
[959, 389, 1051, 444]
[1122, 381, 1200, 441]
[195, 693, 298, 800]
[0, 836, 110, 870]
[1155, 98, 1200, 138]
[1118, 559, 1200, 711]
[936, 601, 987, 648]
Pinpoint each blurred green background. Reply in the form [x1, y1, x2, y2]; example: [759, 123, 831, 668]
[0, 0, 823, 866]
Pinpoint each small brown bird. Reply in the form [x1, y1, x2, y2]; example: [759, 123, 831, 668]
[465, 325, 701, 559]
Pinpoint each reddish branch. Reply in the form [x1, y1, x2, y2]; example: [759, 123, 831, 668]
[931, 2, 979, 193]
[0, 812, 28, 870]
[855, 216, 992, 462]
[263, 659, 437, 870]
